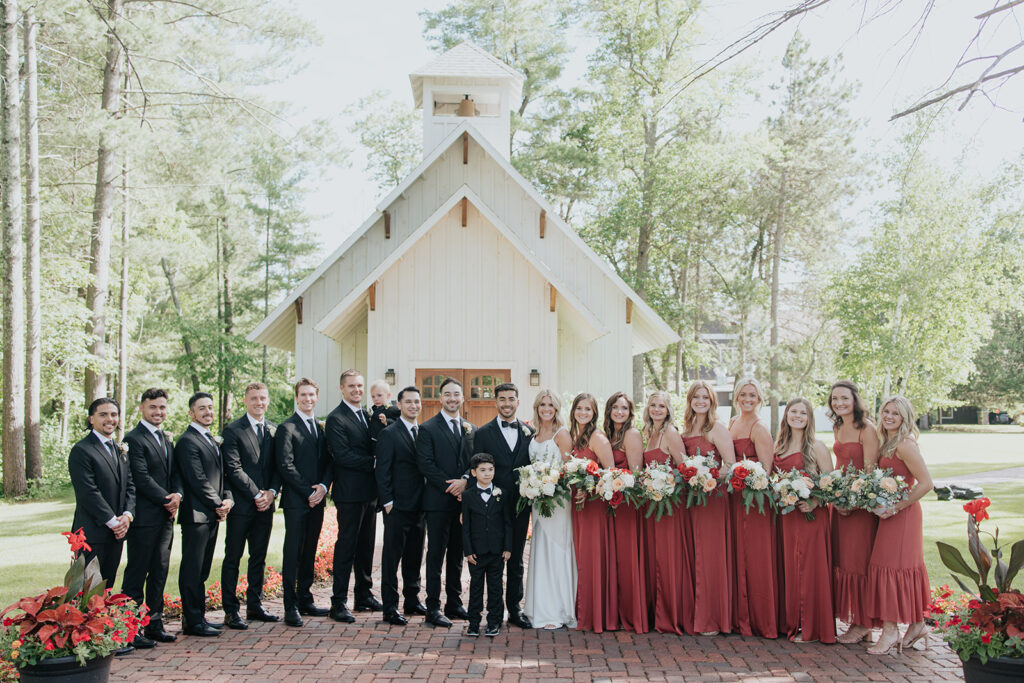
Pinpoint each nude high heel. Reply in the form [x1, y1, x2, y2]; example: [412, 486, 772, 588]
[837, 625, 872, 644]
[901, 623, 931, 651]
[867, 629, 901, 655]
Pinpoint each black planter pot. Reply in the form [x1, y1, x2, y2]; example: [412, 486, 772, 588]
[962, 654, 1024, 683]
[17, 653, 113, 683]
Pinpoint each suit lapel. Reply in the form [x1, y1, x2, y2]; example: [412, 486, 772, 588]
[142, 427, 168, 476]
[496, 419, 515, 460]
[243, 421, 260, 461]
[91, 434, 120, 482]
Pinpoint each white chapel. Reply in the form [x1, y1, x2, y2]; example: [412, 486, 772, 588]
[248, 42, 678, 422]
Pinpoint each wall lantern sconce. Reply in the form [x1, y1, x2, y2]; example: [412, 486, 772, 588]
[529, 369, 541, 387]
[385, 368, 396, 385]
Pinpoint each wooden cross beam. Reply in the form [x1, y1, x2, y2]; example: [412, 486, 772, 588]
[295, 296, 303, 325]
[540, 209, 546, 238]
[369, 283, 376, 311]
[461, 197, 468, 227]
[463, 132, 468, 164]
[626, 298, 633, 324]
[384, 210, 391, 239]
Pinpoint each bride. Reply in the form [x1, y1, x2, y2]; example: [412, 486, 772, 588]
[523, 389, 578, 629]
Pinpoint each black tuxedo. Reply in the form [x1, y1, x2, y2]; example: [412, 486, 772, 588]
[467, 418, 534, 614]
[416, 412, 473, 612]
[461, 484, 512, 629]
[175, 424, 232, 627]
[325, 402, 377, 606]
[221, 414, 281, 616]
[121, 422, 179, 618]
[68, 432, 136, 586]
[274, 412, 331, 611]
[375, 419, 425, 612]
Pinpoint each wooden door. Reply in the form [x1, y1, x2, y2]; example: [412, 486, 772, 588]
[415, 368, 511, 426]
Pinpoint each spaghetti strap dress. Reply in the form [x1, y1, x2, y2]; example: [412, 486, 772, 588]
[572, 446, 618, 632]
[683, 434, 733, 634]
[612, 448, 648, 633]
[832, 438, 879, 628]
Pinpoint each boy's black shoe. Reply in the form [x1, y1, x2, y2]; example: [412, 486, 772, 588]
[485, 625, 500, 637]
[466, 624, 480, 637]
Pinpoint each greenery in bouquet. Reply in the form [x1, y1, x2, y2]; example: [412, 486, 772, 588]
[593, 467, 639, 517]
[934, 498, 1024, 663]
[678, 452, 721, 508]
[771, 469, 816, 521]
[726, 461, 772, 514]
[515, 461, 570, 517]
[0, 530, 149, 668]
[637, 461, 682, 521]
[810, 467, 853, 508]
[846, 467, 911, 515]
[563, 456, 600, 510]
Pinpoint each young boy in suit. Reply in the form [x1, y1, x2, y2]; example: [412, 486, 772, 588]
[461, 452, 512, 637]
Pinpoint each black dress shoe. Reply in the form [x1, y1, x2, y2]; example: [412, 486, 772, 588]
[224, 613, 248, 630]
[114, 645, 136, 656]
[284, 608, 304, 627]
[186, 624, 222, 637]
[204, 619, 224, 629]
[353, 595, 383, 612]
[246, 606, 280, 623]
[404, 602, 428, 616]
[144, 626, 177, 643]
[444, 605, 470, 621]
[425, 610, 452, 628]
[329, 605, 355, 623]
[508, 613, 533, 629]
[298, 603, 329, 617]
[485, 625, 500, 637]
[131, 634, 156, 649]
[383, 610, 408, 626]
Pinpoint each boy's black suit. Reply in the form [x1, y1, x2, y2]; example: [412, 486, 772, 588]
[461, 483, 512, 630]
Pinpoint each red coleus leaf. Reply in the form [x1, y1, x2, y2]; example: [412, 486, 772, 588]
[52, 632, 68, 649]
[36, 623, 59, 642]
[55, 603, 85, 626]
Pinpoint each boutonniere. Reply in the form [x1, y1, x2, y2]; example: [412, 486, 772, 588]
[520, 424, 530, 438]
[317, 420, 326, 431]
[462, 421, 472, 434]
[267, 425, 277, 438]
[117, 441, 129, 458]
[212, 435, 224, 447]
[492, 486, 502, 501]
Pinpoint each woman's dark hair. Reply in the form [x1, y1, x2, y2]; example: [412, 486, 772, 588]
[602, 392, 635, 451]
[826, 380, 868, 429]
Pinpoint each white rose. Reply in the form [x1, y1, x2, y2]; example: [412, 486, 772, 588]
[541, 482, 555, 496]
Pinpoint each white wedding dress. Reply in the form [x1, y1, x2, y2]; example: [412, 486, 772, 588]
[523, 429, 578, 628]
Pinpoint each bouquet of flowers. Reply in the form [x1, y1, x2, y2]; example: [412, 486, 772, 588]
[677, 453, 721, 508]
[811, 467, 853, 508]
[771, 469, 817, 521]
[637, 462, 682, 521]
[563, 456, 600, 510]
[593, 467, 639, 517]
[847, 467, 911, 515]
[726, 460, 772, 514]
[515, 461, 570, 517]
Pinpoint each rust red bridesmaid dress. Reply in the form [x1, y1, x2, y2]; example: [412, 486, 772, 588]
[572, 446, 618, 632]
[730, 434, 778, 638]
[865, 451, 930, 624]
[775, 451, 836, 643]
[612, 448, 649, 633]
[832, 438, 879, 628]
[683, 434, 733, 634]
[642, 437, 693, 634]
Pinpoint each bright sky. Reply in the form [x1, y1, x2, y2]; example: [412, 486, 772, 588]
[265, 0, 1024, 253]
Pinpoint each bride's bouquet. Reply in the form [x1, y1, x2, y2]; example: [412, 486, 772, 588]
[771, 468, 817, 521]
[563, 456, 600, 510]
[637, 461, 682, 521]
[847, 467, 911, 516]
[678, 453, 721, 508]
[515, 461, 570, 517]
[726, 460, 772, 514]
[593, 467, 638, 517]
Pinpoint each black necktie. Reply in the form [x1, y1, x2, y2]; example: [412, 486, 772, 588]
[257, 422, 265, 443]
[501, 420, 517, 429]
[105, 440, 118, 461]
[450, 419, 461, 439]
[307, 418, 318, 441]
[411, 425, 418, 440]
[204, 431, 216, 448]
[153, 430, 162, 449]
[358, 410, 368, 429]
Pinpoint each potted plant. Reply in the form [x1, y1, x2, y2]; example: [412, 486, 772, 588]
[0, 529, 149, 682]
[935, 498, 1024, 682]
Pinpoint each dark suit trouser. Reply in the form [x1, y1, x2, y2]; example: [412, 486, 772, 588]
[424, 508, 464, 612]
[221, 509, 274, 615]
[282, 506, 324, 610]
[121, 520, 173, 616]
[179, 521, 218, 627]
[332, 501, 376, 603]
[380, 509, 425, 612]
[468, 553, 504, 629]
[506, 505, 531, 614]
[80, 539, 124, 589]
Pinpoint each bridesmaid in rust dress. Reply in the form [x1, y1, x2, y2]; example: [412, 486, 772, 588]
[641, 391, 692, 635]
[569, 393, 618, 633]
[681, 379, 736, 636]
[728, 377, 778, 638]
[774, 398, 836, 644]
[604, 392, 649, 634]
[865, 396, 933, 655]
[828, 380, 881, 644]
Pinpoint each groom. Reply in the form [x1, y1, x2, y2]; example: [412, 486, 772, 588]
[464, 382, 534, 629]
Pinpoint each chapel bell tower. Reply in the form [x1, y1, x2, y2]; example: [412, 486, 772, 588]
[409, 42, 525, 161]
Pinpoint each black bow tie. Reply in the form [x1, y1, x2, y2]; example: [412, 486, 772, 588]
[501, 420, 517, 429]
[482, 487, 493, 494]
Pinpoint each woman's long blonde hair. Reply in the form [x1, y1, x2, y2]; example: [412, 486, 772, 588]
[773, 397, 820, 474]
[641, 390, 676, 442]
[683, 380, 718, 436]
[532, 389, 564, 433]
[568, 393, 600, 452]
[876, 395, 919, 460]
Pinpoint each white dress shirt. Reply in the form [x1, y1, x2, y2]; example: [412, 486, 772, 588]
[92, 430, 134, 528]
[498, 417, 519, 451]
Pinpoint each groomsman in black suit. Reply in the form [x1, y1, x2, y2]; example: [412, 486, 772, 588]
[463, 382, 534, 629]
[375, 386, 427, 626]
[275, 377, 332, 627]
[121, 388, 180, 646]
[220, 381, 282, 629]
[68, 397, 136, 590]
[176, 392, 234, 637]
[325, 369, 381, 622]
[416, 376, 473, 628]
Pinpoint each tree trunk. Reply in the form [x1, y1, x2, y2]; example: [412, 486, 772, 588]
[161, 257, 201, 393]
[220, 217, 234, 429]
[1, 0, 26, 497]
[262, 197, 270, 382]
[23, 4, 40, 480]
[84, 0, 124, 404]
[630, 117, 660, 401]
[116, 153, 130, 439]
[769, 178, 786, 436]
